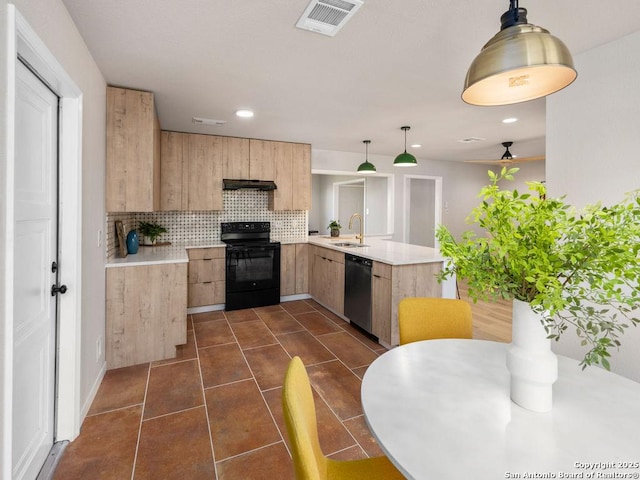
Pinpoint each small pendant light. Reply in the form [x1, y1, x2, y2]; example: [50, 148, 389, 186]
[357, 140, 376, 174]
[462, 0, 576, 106]
[394, 126, 417, 167]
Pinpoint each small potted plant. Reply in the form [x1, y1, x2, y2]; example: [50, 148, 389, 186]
[138, 221, 167, 246]
[327, 220, 341, 237]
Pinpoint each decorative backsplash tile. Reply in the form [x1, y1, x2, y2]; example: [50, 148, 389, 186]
[106, 190, 308, 261]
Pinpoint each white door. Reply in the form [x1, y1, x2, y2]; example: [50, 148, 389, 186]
[12, 61, 59, 480]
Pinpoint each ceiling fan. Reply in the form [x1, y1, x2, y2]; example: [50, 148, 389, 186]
[464, 142, 545, 165]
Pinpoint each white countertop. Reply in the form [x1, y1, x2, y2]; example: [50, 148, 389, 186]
[308, 236, 445, 266]
[106, 244, 191, 267]
[107, 237, 445, 267]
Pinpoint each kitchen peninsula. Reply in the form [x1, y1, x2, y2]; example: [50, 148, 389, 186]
[308, 236, 453, 347]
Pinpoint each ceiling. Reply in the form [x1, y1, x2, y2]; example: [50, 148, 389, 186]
[61, 0, 640, 163]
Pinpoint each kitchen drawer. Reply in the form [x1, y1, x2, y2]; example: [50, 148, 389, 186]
[187, 247, 225, 261]
[188, 281, 225, 307]
[315, 245, 345, 264]
[188, 258, 224, 284]
[373, 261, 392, 279]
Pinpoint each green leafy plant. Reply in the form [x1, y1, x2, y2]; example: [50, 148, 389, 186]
[436, 167, 640, 369]
[327, 220, 341, 230]
[138, 221, 167, 244]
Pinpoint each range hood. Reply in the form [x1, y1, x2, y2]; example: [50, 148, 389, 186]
[223, 179, 277, 191]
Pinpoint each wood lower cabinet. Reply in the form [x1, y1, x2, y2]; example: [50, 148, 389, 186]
[309, 245, 344, 315]
[281, 243, 309, 296]
[187, 247, 225, 307]
[372, 262, 392, 344]
[106, 86, 160, 212]
[106, 262, 187, 369]
[374, 261, 444, 346]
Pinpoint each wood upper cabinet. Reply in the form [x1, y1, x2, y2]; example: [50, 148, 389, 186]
[248, 139, 276, 181]
[160, 131, 186, 211]
[185, 134, 223, 211]
[221, 136, 250, 179]
[106, 86, 160, 212]
[161, 132, 242, 211]
[269, 141, 311, 211]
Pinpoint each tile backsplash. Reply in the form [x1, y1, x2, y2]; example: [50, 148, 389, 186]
[106, 190, 308, 261]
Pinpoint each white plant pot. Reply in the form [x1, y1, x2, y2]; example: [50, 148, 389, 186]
[506, 299, 558, 412]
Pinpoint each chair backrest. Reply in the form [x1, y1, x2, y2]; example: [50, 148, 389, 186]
[282, 356, 327, 480]
[398, 297, 472, 345]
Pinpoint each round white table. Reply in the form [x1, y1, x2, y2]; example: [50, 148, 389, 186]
[361, 339, 640, 480]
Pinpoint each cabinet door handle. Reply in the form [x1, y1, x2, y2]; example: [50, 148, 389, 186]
[203, 258, 213, 261]
[202, 281, 213, 284]
[373, 274, 381, 278]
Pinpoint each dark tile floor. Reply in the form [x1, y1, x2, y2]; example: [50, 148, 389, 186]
[53, 299, 389, 480]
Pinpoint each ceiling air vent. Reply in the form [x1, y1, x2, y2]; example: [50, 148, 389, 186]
[296, 0, 364, 37]
[192, 117, 226, 127]
[457, 137, 485, 144]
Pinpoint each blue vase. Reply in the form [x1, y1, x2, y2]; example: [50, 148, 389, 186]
[126, 230, 139, 254]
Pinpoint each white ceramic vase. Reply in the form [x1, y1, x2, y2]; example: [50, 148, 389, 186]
[506, 299, 558, 412]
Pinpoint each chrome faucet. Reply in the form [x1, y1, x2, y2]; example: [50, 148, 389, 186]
[348, 213, 364, 244]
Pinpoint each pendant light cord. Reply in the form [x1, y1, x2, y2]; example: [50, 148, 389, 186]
[510, 0, 519, 22]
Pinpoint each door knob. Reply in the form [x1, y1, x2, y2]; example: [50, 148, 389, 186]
[51, 284, 68, 296]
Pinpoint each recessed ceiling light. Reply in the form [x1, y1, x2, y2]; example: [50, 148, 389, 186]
[235, 109, 254, 118]
[502, 117, 518, 124]
[411, 144, 422, 148]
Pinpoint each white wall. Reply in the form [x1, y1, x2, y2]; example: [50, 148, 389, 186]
[547, 30, 640, 381]
[11, 0, 107, 417]
[313, 148, 493, 241]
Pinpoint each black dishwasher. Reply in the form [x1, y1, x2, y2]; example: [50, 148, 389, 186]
[344, 254, 373, 334]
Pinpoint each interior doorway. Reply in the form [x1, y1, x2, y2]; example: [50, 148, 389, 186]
[403, 175, 443, 248]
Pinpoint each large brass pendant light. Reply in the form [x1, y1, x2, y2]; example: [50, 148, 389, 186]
[462, 0, 577, 106]
[357, 140, 376, 174]
[394, 126, 417, 167]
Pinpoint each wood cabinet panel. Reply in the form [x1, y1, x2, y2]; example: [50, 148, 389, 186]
[269, 142, 311, 211]
[188, 258, 224, 284]
[310, 246, 344, 315]
[248, 139, 275, 181]
[295, 243, 309, 294]
[292, 143, 312, 210]
[188, 281, 225, 307]
[221, 136, 250, 179]
[372, 261, 392, 344]
[106, 263, 187, 369]
[185, 134, 223, 211]
[280, 244, 296, 296]
[388, 262, 443, 346]
[106, 86, 160, 212]
[272, 141, 294, 211]
[187, 247, 225, 260]
[160, 131, 186, 211]
[187, 247, 225, 307]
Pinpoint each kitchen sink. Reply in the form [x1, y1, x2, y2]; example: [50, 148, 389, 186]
[332, 242, 369, 248]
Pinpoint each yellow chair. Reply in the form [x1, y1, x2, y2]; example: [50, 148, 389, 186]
[398, 297, 472, 345]
[282, 356, 405, 480]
